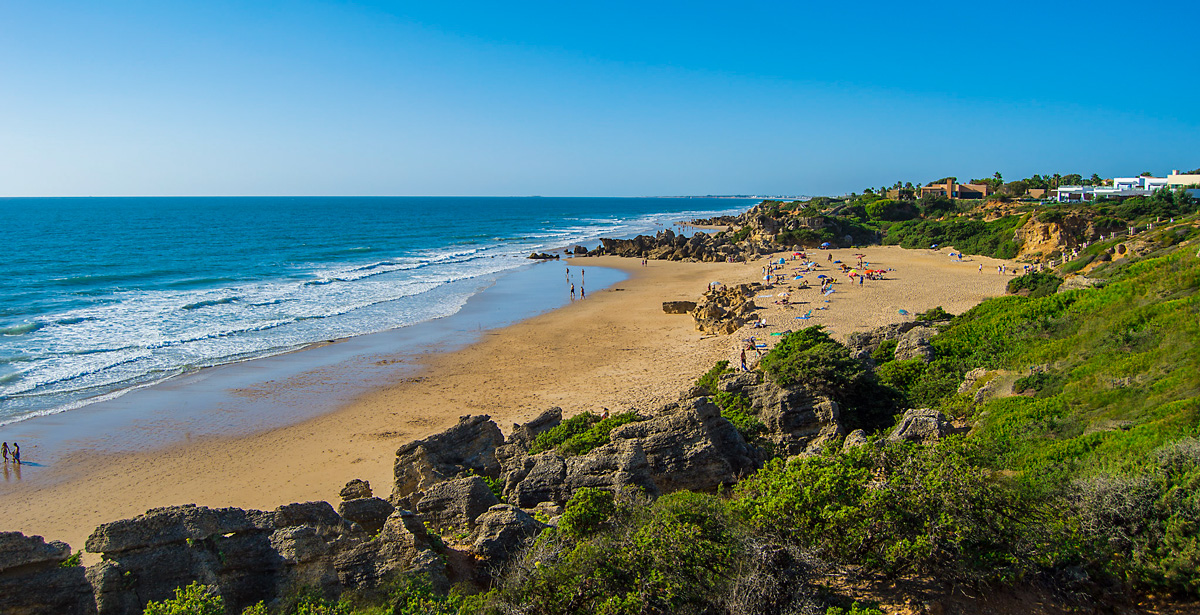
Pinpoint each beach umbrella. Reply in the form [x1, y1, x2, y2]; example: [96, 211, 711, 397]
[820, 242, 831, 247]
[817, 274, 828, 279]
[778, 258, 786, 265]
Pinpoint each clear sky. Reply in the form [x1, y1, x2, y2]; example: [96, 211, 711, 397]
[2, 1, 1197, 197]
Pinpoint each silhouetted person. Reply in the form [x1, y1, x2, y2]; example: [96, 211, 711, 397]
[11, 442, 19, 465]
[1, 442, 8, 463]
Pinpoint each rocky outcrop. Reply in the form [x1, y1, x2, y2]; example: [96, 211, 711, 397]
[589, 229, 744, 263]
[662, 300, 697, 314]
[893, 326, 938, 362]
[414, 476, 501, 534]
[391, 414, 505, 508]
[339, 479, 373, 501]
[527, 252, 560, 260]
[609, 398, 758, 493]
[752, 385, 842, 456]
[470, 504, 546, 567]
[0, 532, 96, 615]
[690, 283, 761, 335]
[842, 429, 869, 452]
[504, 407, 562, 450]
[83, 502, 443, 615]
[888, 408, 953, 443]
[338, 497, 395, 534]
[845, 321, 920, 361]
[1058, 275, 1103, 293]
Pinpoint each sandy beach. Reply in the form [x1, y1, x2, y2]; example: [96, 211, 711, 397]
[0, 246, 1016, 557]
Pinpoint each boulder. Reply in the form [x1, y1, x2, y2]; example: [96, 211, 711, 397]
[845, 321, 920, 361]
[717, 371, 758, 392]
[414, 476, 501, 533]
[746, 381, 843, 456]
[339, 479, 373, 501]
[336, 509, 447, 593]
[888, 408, 952, 443]
[842, 429, 869, 452]
[957, 367, 989, 394]
[0, 533, 96, 615]
[470, 504, 546, 566]
[85, 504, 273, 554]
[501, 452, 569, 508]
[87, 505, 282, 615]
[608, 397, 758, 493]
[0, 531, 72, 573]
[338, 497, 395, 534]
[893, 326, 937, 362]
[662, 300, 697, 314]
[391, 415, 505, 507]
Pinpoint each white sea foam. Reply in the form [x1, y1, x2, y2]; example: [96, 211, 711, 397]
[0, 202, 749, 425]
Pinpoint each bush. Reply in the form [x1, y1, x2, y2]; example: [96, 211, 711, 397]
[142, 582, 224, 615]
[714, 390, 766, 442]
[557, 412, 642, 456]
[870, 339, 897, 364]
[494, 491, 745, 614]
[530, 413, 601, 454]
[914, 306, 954, 321]
[694, 360, 731, 396]
[732, 439, 1050, 583]
[559, 487, 617, 539]
[1006, 272, 1063, 298]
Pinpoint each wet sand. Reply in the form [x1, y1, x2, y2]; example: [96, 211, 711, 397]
[0, 246, 1015, 557]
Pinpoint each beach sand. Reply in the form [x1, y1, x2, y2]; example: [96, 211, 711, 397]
[0, 246, 1016, 557]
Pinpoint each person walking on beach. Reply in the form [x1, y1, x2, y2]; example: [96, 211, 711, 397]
[740, 348, 748, 371]
[580, 285, 585, 299]
[570, 283, 575, 300]
[979, 264, 982, 274]
[1, 442, 8, 463]
[11, 443, 19, 465]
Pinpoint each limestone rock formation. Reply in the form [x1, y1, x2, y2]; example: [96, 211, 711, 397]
[888, 408, 953, 443]
[413, 476, 501, 533]
[337, 497, 395, 534]
[745, 381, 844, 456]
[609, 397, 758, 493]
[339, 479, 373, 501]
[470, 504, 546, 566]
[391, 414, 505, 507]
[842, 429, 869, 452]
[0, 532, 96, 615]
[689, 283, 761, 335]
[845, 321, 920, 361]
[84, 502, 442, 615]
[893, 326, 938, 362]
[662, 300, 697, 314]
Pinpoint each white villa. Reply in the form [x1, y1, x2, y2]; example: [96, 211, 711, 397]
[1055, 173, 1177, 203]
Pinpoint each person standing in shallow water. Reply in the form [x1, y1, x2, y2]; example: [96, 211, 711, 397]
[11, 442, 19, 465]
[1, 442, 8, 463]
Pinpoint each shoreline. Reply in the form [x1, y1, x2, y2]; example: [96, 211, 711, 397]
[0, 246, 1016, 559]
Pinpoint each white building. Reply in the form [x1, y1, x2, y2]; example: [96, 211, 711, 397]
[1056, 175, 1169, 202]
[1167, 170, 1200, 187]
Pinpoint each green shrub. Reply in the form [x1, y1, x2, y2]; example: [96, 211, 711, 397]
[529, 413, 601, 454]
[559, 487, 617, 539]
[142, 582, 224, 615]
[694, 360, 731, 396]
[1006, 272, 1063, 297]
[557, 412, 641, 456]
[732, 439, 1050, 583]
[870, 339, 897, 363]
[914, 306, 954, 321]
[826, 603, 885, 615]
[714, 390, 765, 442]
[731, 226, 752, 242]
[60, 550, 82, 568]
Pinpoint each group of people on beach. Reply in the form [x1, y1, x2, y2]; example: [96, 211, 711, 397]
[2, 441, 20, 465]
[567, 266, 585, 300]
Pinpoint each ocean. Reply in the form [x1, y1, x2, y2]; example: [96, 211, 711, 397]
[0, 196, 753, 427]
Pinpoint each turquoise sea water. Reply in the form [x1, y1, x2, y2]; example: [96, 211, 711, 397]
[0, 197, 753, 426]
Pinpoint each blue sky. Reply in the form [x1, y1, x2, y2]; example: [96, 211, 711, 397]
[2, 1, 1197, 196]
